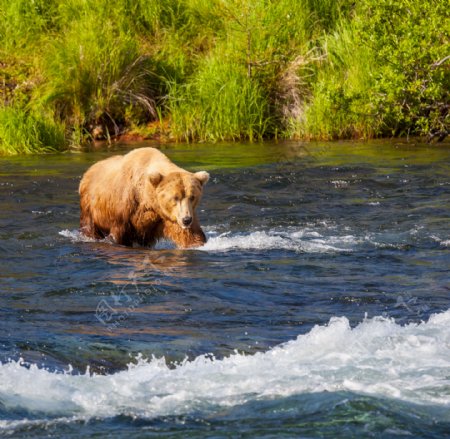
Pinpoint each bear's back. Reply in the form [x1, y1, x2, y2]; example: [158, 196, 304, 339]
[122, 147, 184, 178]
[79, 155, 124, 195]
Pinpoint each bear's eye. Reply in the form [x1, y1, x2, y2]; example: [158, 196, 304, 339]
[189, 195, 195, 202]
[173, 196, 180, 202]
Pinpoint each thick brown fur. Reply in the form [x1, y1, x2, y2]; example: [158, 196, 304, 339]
[79, 147, 209, 248]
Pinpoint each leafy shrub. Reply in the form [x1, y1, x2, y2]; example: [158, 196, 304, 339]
[355, 0, 449, 139]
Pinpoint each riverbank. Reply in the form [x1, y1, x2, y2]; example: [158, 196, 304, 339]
[0, 0, 448, 154]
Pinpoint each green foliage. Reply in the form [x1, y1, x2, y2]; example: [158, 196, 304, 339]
[0, 105, 66, 155]
[0, 0, 447, 154]
[301, 0, 449, 139]
[355, 0, 449, 138]
[300, 21, 379, 139]
[165, 0, 333, 141]
[36, 5, 160, 140]
[306, 0, 353, 31]
[167, 54, 270, 141]
[0, 0, 58, 51]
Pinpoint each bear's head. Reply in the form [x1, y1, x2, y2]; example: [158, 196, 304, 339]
[149, 171, 209, 229]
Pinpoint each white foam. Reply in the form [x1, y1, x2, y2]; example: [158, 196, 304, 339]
[59, 226, 447, 253]
[59, 227, 359, 253]
[59, 229, 98, 243]
[1, 310, 450, 425]
[331, 180, 350, 188]
[200, 229, 359, 253]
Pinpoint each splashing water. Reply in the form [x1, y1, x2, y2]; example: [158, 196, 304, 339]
[1, 310, 450, 427]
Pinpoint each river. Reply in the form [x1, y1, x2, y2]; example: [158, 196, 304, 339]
[0, 140, 449, 437]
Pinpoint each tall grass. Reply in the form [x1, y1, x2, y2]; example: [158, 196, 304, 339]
[168, 54, 270, 141]
[307, 0, 353, 31]
[0, 106, 66, 155]
[0, 0, 447, 154]
[0, 0, 58, 52]
[37, 10, 159, 141]
[298, 21, 379, 139]
[165, 0, 328, 141]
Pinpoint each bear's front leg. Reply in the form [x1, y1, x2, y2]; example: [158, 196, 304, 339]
[161, 218, 207, 249]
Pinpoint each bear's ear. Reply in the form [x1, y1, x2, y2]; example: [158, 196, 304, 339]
[194, 171, 210, 186]
[148, 172, 163, 187]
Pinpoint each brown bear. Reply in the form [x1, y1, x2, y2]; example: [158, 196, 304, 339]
[79, 147, 209, 248]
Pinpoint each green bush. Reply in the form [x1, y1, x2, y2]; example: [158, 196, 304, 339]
[165, 0, 329, 141]
[355, 0, 449, 139]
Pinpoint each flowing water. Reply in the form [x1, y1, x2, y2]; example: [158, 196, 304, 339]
[0, 141, 449, 438]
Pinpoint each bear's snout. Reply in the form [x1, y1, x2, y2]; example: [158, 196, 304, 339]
[182, 216, 193, 227]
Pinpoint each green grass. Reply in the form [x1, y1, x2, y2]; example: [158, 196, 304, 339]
[167, 51, 271, 142]
[0, 0, 57, 52]
[0, 0, 447, 154]
[0, 105, 66, 155]
[36, 7, 159, 141]
[297, 21, 379, 139]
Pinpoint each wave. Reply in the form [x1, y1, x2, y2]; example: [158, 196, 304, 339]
[200, 228, 360, 252]
[60, 225, 449, 253]
[59, 226, 361, 253]
[1, 310, 450, 427]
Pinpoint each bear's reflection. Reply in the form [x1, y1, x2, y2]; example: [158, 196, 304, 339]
[88, 242, 202, 286]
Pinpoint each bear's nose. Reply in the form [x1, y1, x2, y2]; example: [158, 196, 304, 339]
[182, 216, 193, 227]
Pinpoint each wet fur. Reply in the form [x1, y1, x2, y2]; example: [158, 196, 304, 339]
[79, 148, 208, 248]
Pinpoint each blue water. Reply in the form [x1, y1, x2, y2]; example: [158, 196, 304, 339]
[0, 141, 449, 437]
